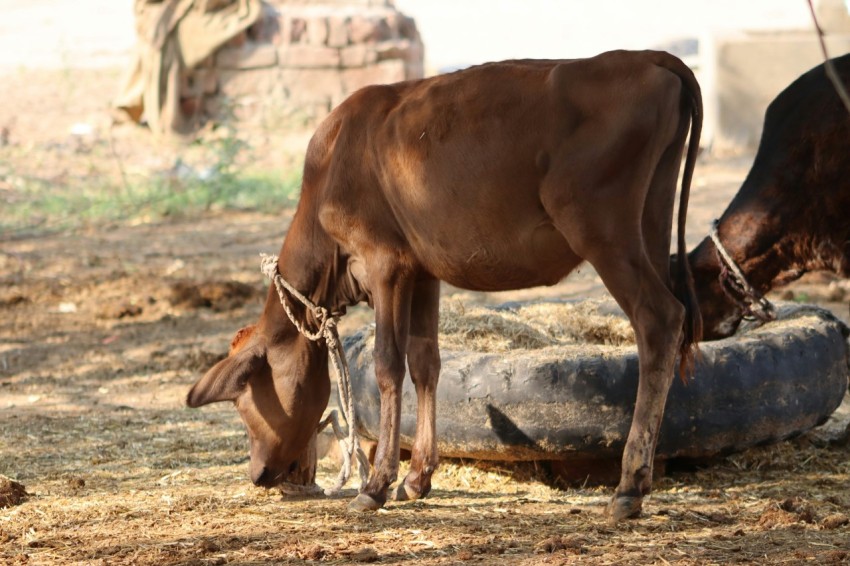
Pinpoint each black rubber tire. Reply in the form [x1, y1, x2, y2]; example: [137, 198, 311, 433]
[345, 302, 849, 461]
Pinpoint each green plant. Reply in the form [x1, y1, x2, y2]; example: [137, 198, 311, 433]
[0, 147, 302, 239]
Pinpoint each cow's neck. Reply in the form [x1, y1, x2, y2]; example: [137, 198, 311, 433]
[714, 200, 850, 291]
[691, 208, 812, 338]
[259, 205, 363, 346]
[713, 213, 793, 292]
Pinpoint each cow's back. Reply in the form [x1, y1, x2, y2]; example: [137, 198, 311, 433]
[312, 51, 695, 291]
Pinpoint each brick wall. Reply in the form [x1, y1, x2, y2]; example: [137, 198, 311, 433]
[181, 0, 423, 131]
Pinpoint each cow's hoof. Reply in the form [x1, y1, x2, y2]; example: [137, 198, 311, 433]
[391, 482, 420, 502]
[348, 492, 382, 512]
[606, 494, 642, 524]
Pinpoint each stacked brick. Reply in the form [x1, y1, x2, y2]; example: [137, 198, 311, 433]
[182, 0, 424, 130]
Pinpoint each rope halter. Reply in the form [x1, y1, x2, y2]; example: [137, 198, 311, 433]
[709, 220, 776, 323]
[260, 253, 370, 496]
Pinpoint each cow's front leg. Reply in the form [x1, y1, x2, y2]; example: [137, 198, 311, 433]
[349, 270, 413, 512]
[393, 279, 441, 502]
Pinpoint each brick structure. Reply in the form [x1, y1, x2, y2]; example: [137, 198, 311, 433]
[183, 0, 423, 130]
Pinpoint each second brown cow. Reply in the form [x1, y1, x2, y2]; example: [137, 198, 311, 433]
[187, 49, 702, 523]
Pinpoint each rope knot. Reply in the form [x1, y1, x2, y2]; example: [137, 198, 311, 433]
[313, 305, 330, 324]
[260, 253, 280, 281]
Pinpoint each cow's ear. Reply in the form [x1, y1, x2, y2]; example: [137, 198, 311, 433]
[229, 324, 256, 355]
[186, 346, 266, 408]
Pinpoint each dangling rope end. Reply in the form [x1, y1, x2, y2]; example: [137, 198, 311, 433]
[319, 410, 370, 497]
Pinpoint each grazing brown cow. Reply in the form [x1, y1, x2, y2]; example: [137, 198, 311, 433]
[187, 49, 703, 523]
[688, 54, 850, 340]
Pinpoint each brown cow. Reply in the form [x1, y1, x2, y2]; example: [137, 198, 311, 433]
[688, 54, 850, 340]
[187, 49, 703, 523]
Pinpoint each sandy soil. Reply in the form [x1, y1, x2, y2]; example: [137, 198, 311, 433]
[2, 22, 850, 565]
[1, 198, 849, 565]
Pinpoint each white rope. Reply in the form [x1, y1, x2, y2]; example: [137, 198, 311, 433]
[260, 253, 370, 496]
[318, 409, 371, 495]
[709, 220, 776, 322]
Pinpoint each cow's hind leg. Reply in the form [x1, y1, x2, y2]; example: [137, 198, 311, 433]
[349, 266, 415, 512]
[393, 278, 441, 502]
[582, 240, 684, 522]
[542, 158, 683, 523]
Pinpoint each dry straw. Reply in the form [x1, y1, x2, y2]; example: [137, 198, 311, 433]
[437, 298, 635, 353]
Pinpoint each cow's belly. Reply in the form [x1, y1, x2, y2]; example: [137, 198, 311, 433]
[411, 219, 582, 292]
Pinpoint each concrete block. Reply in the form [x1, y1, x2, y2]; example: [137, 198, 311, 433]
[266, 0, 392, 5]
[375, 39, 412, 61]
[204, 1, 424, 131]
[216, 42, 279, 70]
[349, 16, 392, 43]
[328, 15, 350, 47]
[218, 68, 282, 98]
[406, 39, 424, 66]
[384, 12, 420, 41]
[282, 16, 308, 44]
[340, 43, 378, 67]
[348, 15, 379, 43]
[279, 67, 346, 105]
[373, 18, 393, 42]
[307, 16, 329, 45]
[278, 44, 341, 68]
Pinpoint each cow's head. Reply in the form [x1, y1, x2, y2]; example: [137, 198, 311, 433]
[186, 324, 328, 487]
[673, 244, 743, 341]
[680, 236, 750, 341]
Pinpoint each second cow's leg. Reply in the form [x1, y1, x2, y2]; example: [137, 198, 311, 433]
[393, 278, 441, 502]
[349, 267, 414, 512]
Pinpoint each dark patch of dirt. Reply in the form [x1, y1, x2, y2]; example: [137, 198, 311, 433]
[0, 476, 28, 508]
[168, 280, 260, 312]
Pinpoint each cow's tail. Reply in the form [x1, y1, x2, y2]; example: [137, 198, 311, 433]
[653, 51, 704, 379]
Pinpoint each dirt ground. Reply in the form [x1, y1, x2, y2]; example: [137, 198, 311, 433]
[2, 46, 850, 566]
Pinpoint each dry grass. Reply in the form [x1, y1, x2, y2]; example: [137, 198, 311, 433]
[437, 299, 634, 353]
[1, 200, 848, 565]
[1, 233, 848, 564]
[2, 403, 849, 565]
